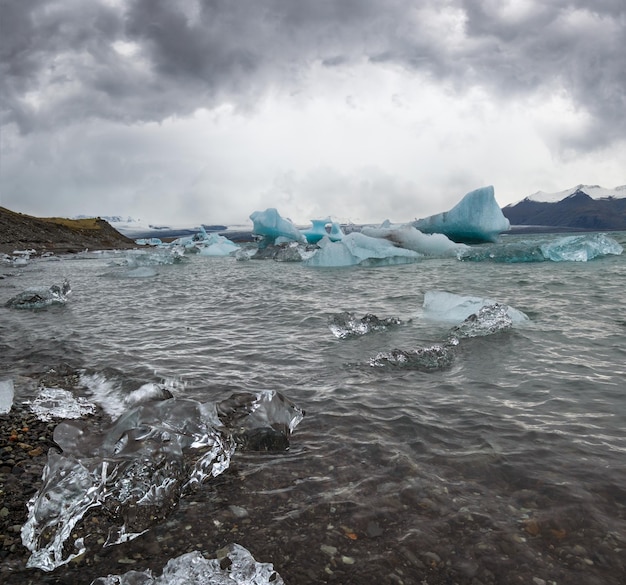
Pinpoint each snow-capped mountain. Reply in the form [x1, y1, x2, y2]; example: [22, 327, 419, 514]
[503, 185, 626, 231]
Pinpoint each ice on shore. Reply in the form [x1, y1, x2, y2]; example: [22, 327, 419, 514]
[91, 544, 284, 585]
[0, 379, 14, 414]
[5, 279, 71, 309]
[412, 186, 510, 243]
[304, 233, 421, 267]
[25, 387, 97, 421]
[22, 390, 304, 572]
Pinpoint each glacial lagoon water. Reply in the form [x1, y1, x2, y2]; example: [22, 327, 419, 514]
[1, 231, 626, 584]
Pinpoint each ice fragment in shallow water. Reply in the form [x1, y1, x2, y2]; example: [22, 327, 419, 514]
[412, 186, 510, 243]
[5, 279, 71, 309]
[329, 312, 403, 338]
[540, 233, 623, 261]
[91, 544, 284, 585]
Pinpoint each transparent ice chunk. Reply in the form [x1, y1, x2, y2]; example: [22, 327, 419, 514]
[26, 387, 97, 421]
[5, 279, 71, 309]
[22, 392, 304, 572]
[0, 379, 15, 414]
[91, 544, 284, 585]
[328, 311, 403, 339]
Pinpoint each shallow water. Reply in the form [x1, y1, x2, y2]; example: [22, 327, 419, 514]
[2, 233, 626, 584]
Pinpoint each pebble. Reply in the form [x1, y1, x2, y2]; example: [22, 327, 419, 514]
[320, 544, 337, 556]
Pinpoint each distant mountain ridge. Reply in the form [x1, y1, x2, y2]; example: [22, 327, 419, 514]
[502, 184, 626, 231]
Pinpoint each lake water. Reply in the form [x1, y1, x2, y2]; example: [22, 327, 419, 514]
[1, 231, 625, 584]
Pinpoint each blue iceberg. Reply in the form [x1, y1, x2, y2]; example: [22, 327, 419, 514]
[412, 186, 510, 243]
[250, 208, 306, 246]
[300, 218, 345, 244]
[304, 233, 420, 267]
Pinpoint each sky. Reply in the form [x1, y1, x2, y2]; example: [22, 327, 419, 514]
[1, 0, 625, 227]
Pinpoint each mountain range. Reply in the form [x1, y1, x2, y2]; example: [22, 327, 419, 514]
[502, 185, 626, 231]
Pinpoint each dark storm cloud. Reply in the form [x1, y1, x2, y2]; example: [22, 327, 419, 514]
[1, 0, 624, 152]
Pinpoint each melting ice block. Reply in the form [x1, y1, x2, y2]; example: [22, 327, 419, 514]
[328, 312, 403, 338]
[5, 280, 71, 309]
[422, 290, 529, 324]
[197, 232, 240, 256]
[22, 390, 304, 572]
[304, 233, 420, 267]
[362, 223, 468, 257]
[250, 208, 306, 245]
[91, 544, 284, 585]
[412, 186, 510, 243]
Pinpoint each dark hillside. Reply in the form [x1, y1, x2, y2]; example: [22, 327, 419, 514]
[0, 207, 137, 255]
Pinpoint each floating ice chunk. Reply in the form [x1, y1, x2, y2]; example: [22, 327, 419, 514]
[329, 312, 403, 338]
[305, 233, 421, 267]
[460, 242, 547, 263]
[301, 218, 345, 244]
[250, 208, 306, 245]
[124, 382, 174, 407]
[447, 303, 513, 340]
[135, 237, 163, 246]
[369, 344, 455, 370]
[0, 379, 15, 414]
[412, 186, 510, 243]
[197, 233, 240, 256]
[540, 233, 623, 261]
[362, 224, 469, 257]
[251, 241, 313, 261]
[422, 290, 529, 324]
[25, 387, 97, 421]
[91, 544, 284, 585]
[5, 279, 71, 309]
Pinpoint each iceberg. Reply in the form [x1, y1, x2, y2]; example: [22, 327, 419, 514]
[300, 217, 345, 244]
[91, 544, 284, 585]
[362, 223, 468, 257]
[197, 232, 240, 256]
[250, 208, 306, 246]
[21, 390, 304, 572]
[5, 279, 71, 309]
[422, 290, 529, 324]
[328, 311, 404, 338]
[412, 186, 510, 243]
[304, 233, 421, 267]
[540, 233, 623, 261]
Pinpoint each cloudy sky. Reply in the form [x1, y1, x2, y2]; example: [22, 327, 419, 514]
[1, 0, 624, 226]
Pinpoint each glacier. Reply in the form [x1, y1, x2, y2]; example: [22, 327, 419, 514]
[412, 186, 510, 243]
